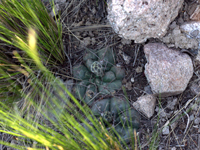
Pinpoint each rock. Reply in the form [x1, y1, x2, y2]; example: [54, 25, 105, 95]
[121, 38, 132, 45]
[171, 147, 176, 150]
[162, 126, 169, 135]
[180, 21, 200, 39]
[161, 26, 199, 49]
[144, 85, 153, 94]
[119, 50, 131, 64]
[144, 43, 193, 97]
[133, 94, 156, 118]
[190, 114, 195, 121]
[169, 21, 177, 30]
[155, 107, 170, 119]
[135, 66, 143, 73]
[107, 0, 184, 43]
[131, 77, 134, 83]
[194, 118, 200, 125]
[125, 82, 132, 91]
[166, 98, 177, 110]
[170, 122, 177, 130]
[122, 52, 131, 64]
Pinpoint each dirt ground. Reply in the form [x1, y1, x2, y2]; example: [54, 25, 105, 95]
[42, 0, 200, 149]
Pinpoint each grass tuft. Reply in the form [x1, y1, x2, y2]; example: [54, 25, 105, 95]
[0, 0, 140, 149]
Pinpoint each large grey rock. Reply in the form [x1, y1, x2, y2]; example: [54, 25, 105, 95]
[107, 0, 184, 43]
[144, 43, 193, 97]
[133, 94, 156, 118]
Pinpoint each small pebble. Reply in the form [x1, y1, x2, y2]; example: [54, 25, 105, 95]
[190, 114, 195, 121]
[162, 126, 169, 135]
[171, 147, 176, 150]
[121, 38, 132, 45]
[166, 98, 177, 110]
[122, 53, 131, 64]
[125, 82, 132, 91]
[194, 118, 200, 125]
[136, 66, 143, 73]
[144, 85, 153, 94]
[170, 122, 177, 130]
[169, 21, 177, 30]
[131, 77, 134, 83]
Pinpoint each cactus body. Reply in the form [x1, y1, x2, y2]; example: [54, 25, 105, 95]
[73, 48, 125, 104]
[91, 97, 140, 143]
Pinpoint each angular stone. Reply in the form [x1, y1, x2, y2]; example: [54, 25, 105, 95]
[144, 43, 193, 97]
[162, 126, 169, 135]
[133, 94, 156, 118]
[107, 0, 183, 43]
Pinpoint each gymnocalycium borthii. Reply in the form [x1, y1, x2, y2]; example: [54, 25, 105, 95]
[73, 48, 125, 106]
[73, 48, 141, 144]
[85, 96, 140, 143]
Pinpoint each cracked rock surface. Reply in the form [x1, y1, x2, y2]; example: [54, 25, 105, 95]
[144, 43, 193, 97]
[107, 0, 184, 43]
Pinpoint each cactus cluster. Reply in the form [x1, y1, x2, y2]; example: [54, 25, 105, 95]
[72, 48, 141, 143]
[73, 48, 125, 106]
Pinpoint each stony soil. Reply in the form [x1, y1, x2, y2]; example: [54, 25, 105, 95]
[42, 0, 200, 149]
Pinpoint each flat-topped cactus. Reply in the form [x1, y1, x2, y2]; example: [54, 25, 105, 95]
[73, 48, 125, 106]
[91, 96, 140, 143]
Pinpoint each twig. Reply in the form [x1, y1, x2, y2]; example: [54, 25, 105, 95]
[134, 129, 137, 150]
[133, 45, 140, 67]
[198, 134, 200, 149]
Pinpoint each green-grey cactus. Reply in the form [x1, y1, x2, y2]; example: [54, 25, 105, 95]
[90, 96, 140, 143]
[73, 48, 125, 105]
